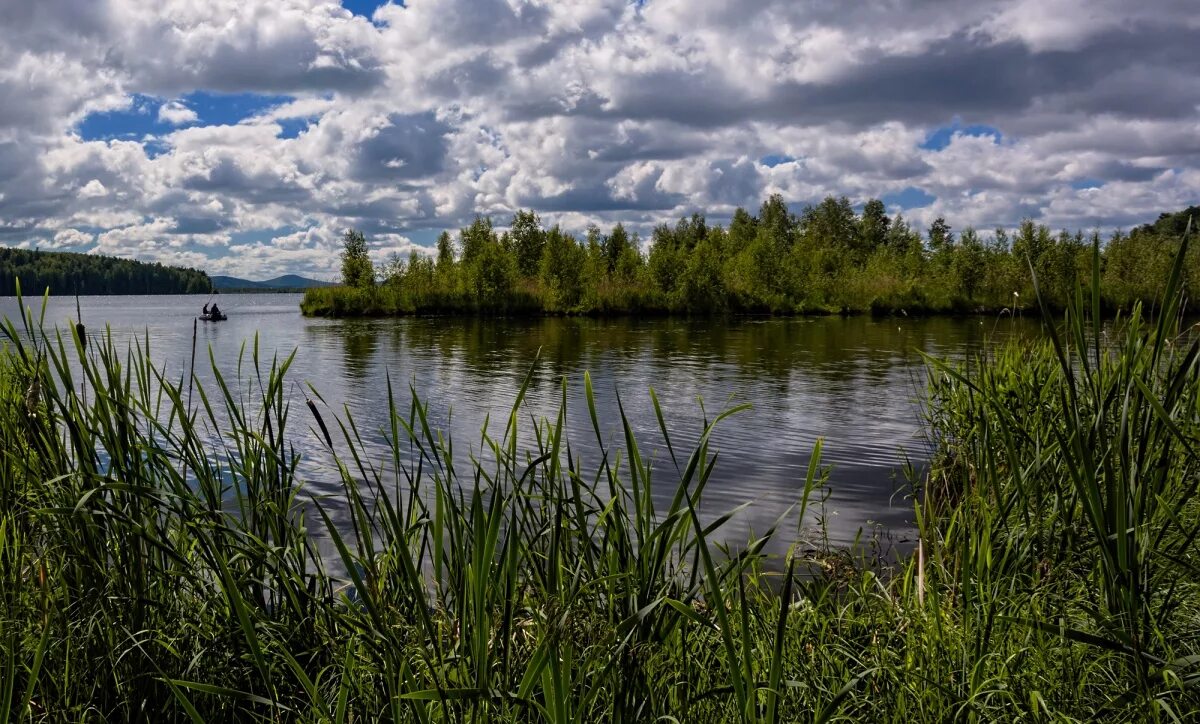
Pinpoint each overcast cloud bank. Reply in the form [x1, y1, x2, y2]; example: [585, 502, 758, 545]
[0, 0, 1196, 278]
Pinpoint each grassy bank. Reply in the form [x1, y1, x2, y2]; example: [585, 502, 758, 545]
[4, 240, 1200, 720]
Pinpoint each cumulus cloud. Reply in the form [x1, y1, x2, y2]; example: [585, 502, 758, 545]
[51, 228, 94, 248]
[157, 100, 198, 125]
[0, 0, 1196, 275]
[78, 179, 109, 198]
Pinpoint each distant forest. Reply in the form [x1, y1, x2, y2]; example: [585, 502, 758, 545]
[303, 197, 1200, 317]
[0, 248, 211, 297]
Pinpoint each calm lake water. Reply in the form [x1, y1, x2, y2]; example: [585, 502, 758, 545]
[0, 293, 1034, 556]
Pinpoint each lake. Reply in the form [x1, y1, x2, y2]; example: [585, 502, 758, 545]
[0, 292, 1032, 557]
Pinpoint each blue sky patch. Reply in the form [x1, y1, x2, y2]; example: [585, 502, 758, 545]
[185, 91, 292, 126]
[276, 118, 312, 140]
[142, 139, 173, 159]
[882, 186, 936, 210]
[1070, 178, 1105, 190]
[760, 154, 796, 168]
[920, 118, 1002, 151]
[403, 229, 444, 249]
[77, 91, 293, 143]
[77, 94, 163, 141]
[342, 0, 397, 19]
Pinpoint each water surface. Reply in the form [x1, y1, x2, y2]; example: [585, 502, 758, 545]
[0, 293, 1032, 554]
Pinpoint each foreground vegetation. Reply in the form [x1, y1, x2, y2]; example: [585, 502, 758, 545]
[303, 201, 1200, 317]
[0, 248, 212, 297]
[4, 231, 1200, 720]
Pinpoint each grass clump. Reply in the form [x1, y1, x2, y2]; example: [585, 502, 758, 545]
[2, 227, 1200, 721]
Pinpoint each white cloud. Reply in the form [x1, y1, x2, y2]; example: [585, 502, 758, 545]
[0, 0, 1196, 274]
[157, 100, 198, 125]
[51, 228, 94, 248]
[79, 179, 108, 197]
[977, 0, 1199, 52]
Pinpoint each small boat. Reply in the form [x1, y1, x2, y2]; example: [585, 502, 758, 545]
[200, 312, 227, 322]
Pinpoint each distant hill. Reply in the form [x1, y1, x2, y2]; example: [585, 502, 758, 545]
[0, 248, 210, 296]
[212, 274, 334, 292]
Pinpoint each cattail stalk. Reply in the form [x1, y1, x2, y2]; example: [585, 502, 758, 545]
[179, 317, 198, 484]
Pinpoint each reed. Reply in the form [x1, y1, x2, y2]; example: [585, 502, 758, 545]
[0, 227, 1198, 721]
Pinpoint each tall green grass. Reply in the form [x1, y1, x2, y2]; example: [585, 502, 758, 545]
[922, 223, 1200, 715]
[2, 223, 1200, 721]
[0, 283, 840, 721]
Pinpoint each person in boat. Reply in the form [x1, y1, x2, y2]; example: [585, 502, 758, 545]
[208, 303, 221, 318]
[202, 303, 210, 315]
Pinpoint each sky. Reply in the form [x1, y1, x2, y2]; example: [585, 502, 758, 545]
[0, 0, 1197, 280]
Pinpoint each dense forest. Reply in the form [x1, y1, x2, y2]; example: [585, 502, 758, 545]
[303, 198, 1199, 317]
[0, 248, 212, 296]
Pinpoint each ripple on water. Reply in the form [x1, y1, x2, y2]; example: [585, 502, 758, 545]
[0, 295, 1039, 552]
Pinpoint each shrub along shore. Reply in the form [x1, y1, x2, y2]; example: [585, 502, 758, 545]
[3, 232, 1200, 720]
[303, 200, 1200, 318]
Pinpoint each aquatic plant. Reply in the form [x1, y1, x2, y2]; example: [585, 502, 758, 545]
[3, 220, 1200, 720]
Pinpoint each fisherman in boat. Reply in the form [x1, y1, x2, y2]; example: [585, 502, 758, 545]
[202, 303, 210, 316]
[208, 303, 221, 318]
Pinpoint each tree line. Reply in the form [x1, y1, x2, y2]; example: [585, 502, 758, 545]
[0, 248, 212, 297]
[303, 198, 1200, 317]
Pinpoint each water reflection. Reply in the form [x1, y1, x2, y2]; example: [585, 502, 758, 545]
[297, 313, 1017, 558]
[336, 321, 382, 384]
[0, 293, 1034, 556]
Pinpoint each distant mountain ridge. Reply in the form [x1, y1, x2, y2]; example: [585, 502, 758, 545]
[212, 274, 334, 291]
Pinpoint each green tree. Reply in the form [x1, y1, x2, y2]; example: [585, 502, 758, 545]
[928, 217, 953, 257]
[674, 214, 708, 252]
[604, 223, 631, 273]
[436, 231, 455, 269]
[470, 238, 516, 308]
[0, 248, 211, 296]
[459, 216, 495, 265]
[614, 234, 644, 284]
[303, 199, 1200, 318]
[953, 227, 986, 300]
[728, 207, 757, 249]
[540, 227, 584, 309]
[1011, 219, 1051, 266]
[582, 230, 608, 303]
[860, 199, 890, 253]
[802, 196, 859, 252]
[795, 197, 860, 302]
[885, 213, 916, 255]
[758, 194, 793, 250]
[341, 229, 375, 288]
[679, 236, 726, 312]
[382, 251, 406, 286]
[648, 224, 684, 296]
[509, 210, 545, 278]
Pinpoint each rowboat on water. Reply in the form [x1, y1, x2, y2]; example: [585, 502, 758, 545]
[200, 312, 227, 322]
